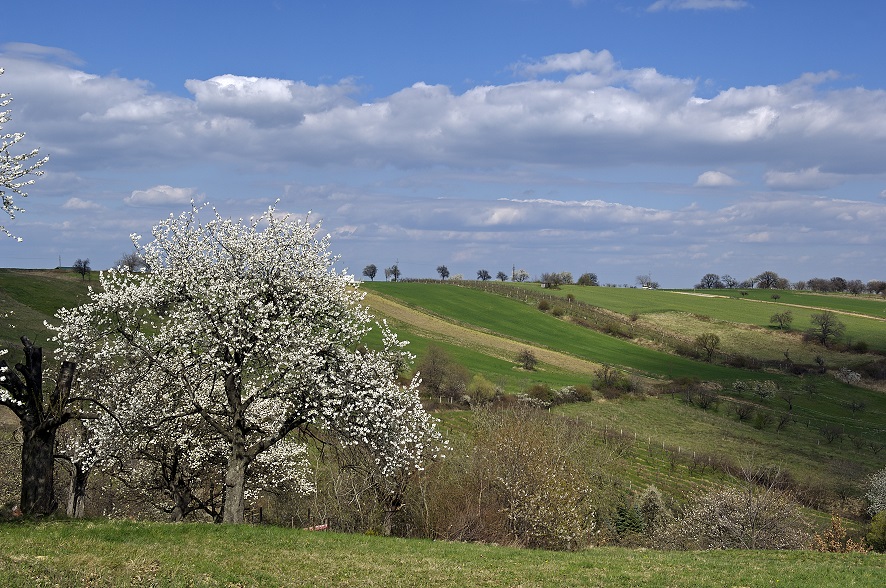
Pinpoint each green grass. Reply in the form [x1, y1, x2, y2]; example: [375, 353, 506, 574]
[364, 282, 758, 383]
[534, 285, 886, 352]
[0, 520, 882, 587]
[0, 269, 94, 351]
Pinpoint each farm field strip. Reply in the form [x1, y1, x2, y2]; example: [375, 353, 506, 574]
[364, 282, 756, 383]
[365, 291, 603, 377]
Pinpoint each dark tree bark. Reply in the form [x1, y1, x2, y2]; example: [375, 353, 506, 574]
[0, 337, 77, 516]
[65, 458, 89, 518]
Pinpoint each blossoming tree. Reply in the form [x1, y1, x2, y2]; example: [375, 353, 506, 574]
[50, 204, 443, 523]
[1, 67, 48, 239]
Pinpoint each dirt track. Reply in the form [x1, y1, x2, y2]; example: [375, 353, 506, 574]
[364, 292, 603, 377]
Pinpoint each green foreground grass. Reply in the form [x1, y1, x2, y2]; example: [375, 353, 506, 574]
[0, 520, 883, 588]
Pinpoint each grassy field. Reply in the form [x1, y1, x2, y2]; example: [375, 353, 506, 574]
[0, 520, 883, 587]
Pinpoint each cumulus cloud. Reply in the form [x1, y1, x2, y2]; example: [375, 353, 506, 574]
[695, 171, 740, 187]
[124, 185, 203, 206]
[5, 47, 886, 176]
[647, 0, 749, 12]
[184, 74, 357, 125]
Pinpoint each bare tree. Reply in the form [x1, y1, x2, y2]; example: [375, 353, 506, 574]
[115, 251, 146, 272]
[72, 258, 91, 280]
[362, 264, 377, 281]
[694, 333, 721, 362]
[496, 271, 508, 281]
[770, 310, 793, 330]
[437, 265, 450, 280]
[808, 311, 845, 347]
[477, 269, 491, 281]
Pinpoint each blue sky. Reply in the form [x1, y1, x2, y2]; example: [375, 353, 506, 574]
[2, 0, 885, 287]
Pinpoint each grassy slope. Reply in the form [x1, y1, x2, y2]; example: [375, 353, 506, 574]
[363, 281, 886, 488]
[0, 520, 883, 588]
[363, 282, 751, 382]
[2, 271, 884, 512]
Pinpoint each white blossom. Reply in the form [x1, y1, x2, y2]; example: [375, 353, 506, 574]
[1, 68, 49, 239]
[49, 203, 443, 522]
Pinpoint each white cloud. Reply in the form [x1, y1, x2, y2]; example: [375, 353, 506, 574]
[695, 171, 740, 187]
[764, 167, 844, 190]
[124, 185, 202, 206]
[647, 0, 749, 12]
[62, 197, 101, 210]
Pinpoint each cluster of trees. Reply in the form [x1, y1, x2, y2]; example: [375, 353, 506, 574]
[2, 205, 443, 527]
[696, 271, 885, 295]
[361, 264, 402, 282]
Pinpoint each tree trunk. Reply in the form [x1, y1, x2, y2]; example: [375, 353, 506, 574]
[20, 424, 58, 516]
[66, 460, 89, 518]
[222, 446, 248, 524]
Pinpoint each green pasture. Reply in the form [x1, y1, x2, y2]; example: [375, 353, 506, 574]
[0, 520, 882, 587]
[364, 282, 794, 383]
[529, 284, 886, 352]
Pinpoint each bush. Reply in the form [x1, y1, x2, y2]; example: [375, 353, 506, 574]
[551, 306, 566, 317]
[537, 300, 551, 312]
[656, 486, 810, 550]
[466, 374, 497, 405]
[867, 511, 886, 552]
[526, 383, 555, 404]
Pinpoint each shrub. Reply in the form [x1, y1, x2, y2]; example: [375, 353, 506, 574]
[517, 349, 538, 371]
[466, 374, 497, 405]
[537, 300, 551, 312]
[656, 486, 810, 550]
[551, 306, 566, 317]
[867, 512, 886, 552]
[810, 516, 868, 552]
[526, 383, 555, 405]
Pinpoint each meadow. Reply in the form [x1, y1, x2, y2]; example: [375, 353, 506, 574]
[0, 520, 883, 587]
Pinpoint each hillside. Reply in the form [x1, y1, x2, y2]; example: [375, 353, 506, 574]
[2, 270, 885, 524]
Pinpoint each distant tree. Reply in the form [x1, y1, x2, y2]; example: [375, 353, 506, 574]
[72, 258, 90, 280]
[540, 272, 563, 288]
[386, 264, 401, 282]
[384, 267, 393, 281]
[792, 280, 807, 291]
[1, 68, 49, 240]
[496, 271, 508, 282]
[513, 268, 530, 283]
[477, 269, 491, 281]
[436, 265, 450, 280]
[721, 275, 738, 289]
[846, 279, 865, 296]
[115, 252, 147, 272]
[830, 276, 847, 293]
[754, 271, 786, 289]
[694, 333, 721, 362]
[558, 272, 574, 285]
[808, 311, 845, 347]
[696, 273, 724, 289]
[770, 293, 780, 301]
[517, 349, 538, 371]
[577, 272, 598, 286]
[867, 280, 886, 296]
[636, 274, 652, 288]
[769, 310, 793, 330]
[362, 264, 377, 281]
[807, 277, 832, 292]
